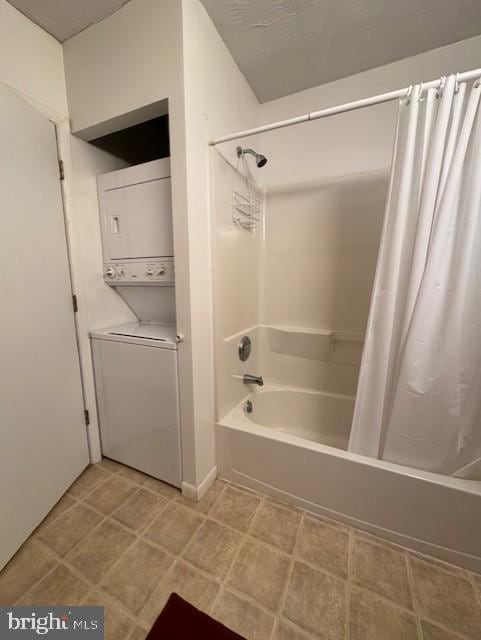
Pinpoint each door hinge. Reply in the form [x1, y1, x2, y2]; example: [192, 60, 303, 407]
[72, 294, 78, 312]
[84, 410, 90, 426]
[59, 159, 65, 181]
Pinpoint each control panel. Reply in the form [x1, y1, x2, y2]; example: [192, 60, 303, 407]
[103, 260, 175, 286]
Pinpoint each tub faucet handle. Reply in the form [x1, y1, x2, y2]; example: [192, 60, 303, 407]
[243, 374, 264, 386]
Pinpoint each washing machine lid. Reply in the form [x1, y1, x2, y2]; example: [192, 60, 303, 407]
[90, 322, 177, 349]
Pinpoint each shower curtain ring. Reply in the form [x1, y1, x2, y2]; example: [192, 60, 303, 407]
[454, 73, 460, 94]
[405, 85, 413, 105]
[436, 75, 446, 98]
[418, 82, 425, 102]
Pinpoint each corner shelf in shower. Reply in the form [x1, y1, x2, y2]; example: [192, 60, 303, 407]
[265, 325, 364, 366]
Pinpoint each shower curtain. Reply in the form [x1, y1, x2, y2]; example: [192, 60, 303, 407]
[348, 75, 481, 478]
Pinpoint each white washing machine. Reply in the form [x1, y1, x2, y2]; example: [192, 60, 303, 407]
[91, 322, 182, 487]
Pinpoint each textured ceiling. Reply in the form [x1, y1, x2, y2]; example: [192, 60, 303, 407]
[7, 0, 481, 101]
[200, 0, 481, 102]
[7, 0, 131, 42]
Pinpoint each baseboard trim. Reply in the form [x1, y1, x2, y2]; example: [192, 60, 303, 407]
[181, 465, 217, 501]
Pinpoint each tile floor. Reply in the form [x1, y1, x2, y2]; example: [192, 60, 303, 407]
[1, 459, 480, 640]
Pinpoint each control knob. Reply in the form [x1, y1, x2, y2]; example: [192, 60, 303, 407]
[105, 267, 116, 279]
[146, 268, 154, 276]
[156, 267, 166, 276]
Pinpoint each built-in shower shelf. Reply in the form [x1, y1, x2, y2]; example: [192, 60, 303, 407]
[265, 325, 364, 366]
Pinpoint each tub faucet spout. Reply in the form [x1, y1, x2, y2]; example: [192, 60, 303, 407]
[243, 374, 264, 386]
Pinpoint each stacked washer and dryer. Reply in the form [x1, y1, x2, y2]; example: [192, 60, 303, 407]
[90, 158, 182, 487]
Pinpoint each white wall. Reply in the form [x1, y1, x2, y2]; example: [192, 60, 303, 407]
[63, 0, 207, 484]
[0, 0, 67, 118]
[63, 0, 182, 135]
[181, 0, 261, 477]
[62, 0, 260, 490]
[258, 34, 481, 188]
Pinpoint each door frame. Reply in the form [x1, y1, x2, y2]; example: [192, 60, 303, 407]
[53, 124, 92, 448]
[55, 119, 103, 462]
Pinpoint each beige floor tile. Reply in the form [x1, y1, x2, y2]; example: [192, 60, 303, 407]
[96, 458, 123, 473]
[409, 551, 466, 577]
[112, 488, 167, 532]
[227, 538, 290, 611]
[68, 519, 135, 583]
[251, 501, 301, 554]
[267, 497, 302, 513]
[144, 503, 203, 554]
[118, 465, 149, 485]
[39, 494, 77, 529]
[183, 519, 243, 580]
[410, 557, 481, 639]
[273, 620, 312, 640]
[0, 539, 57, 604]
[283, 561, 346, 639]
[178, 480, 225, 514]
[209, 485, 261, 532]
[421, 619, 465, 640]
[21, 565, 90, 605]
[349, 586, 418, 640]
[36, 503, 103, 557]
[143, 477, 180, 499]
[472, 574, 481, 605]
[3, 473, 479, 640]
[129, 627, 148, 640]
[68, 465, 110, 498]
[212, 589, 275, 640]
[101, 540, 173, 615]
[83, 589, 135, 640]
[84, 475, 137, 515]
[296, 516, 349, 579]
[141, 560, 220, 627]
[351, 535, 412, 608]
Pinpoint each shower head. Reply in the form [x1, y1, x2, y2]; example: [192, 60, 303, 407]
[237, 146, 268, 168]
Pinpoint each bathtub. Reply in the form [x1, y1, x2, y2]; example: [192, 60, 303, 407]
[244, 387, 354, 449]
[216, 384, 481, 573]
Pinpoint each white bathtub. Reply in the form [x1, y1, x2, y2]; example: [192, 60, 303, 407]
[244, 387, 354, 449]
[216, 384, 481, 573]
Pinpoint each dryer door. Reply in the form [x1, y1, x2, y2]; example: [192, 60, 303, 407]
[100, 177, 173, 261]
[92, 339, 182, 487]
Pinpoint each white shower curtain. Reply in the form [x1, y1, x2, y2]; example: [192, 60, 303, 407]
[348, 75, 481, 478]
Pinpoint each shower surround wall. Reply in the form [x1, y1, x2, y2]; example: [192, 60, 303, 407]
[212, 158, 388, 419]
[212, 149, 264, 420]
[213, 33, 481, 422]
[262, 172, 387, 396]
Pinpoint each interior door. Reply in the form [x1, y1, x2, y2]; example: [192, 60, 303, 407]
[0, 83, 89, 569]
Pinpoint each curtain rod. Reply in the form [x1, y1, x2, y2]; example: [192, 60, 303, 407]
[209, 66, 481, 146]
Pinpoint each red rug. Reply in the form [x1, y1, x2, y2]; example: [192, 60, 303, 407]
[146, 593, 247, 640]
